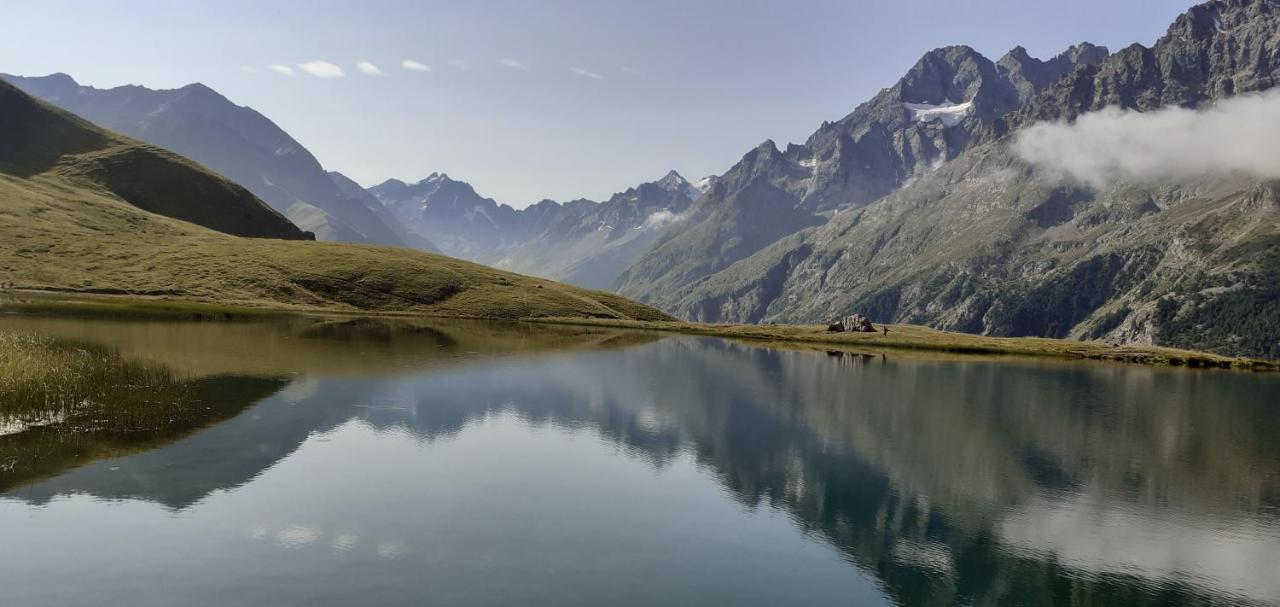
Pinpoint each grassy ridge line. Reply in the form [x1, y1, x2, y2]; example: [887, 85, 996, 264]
[531, 318, 1280, 372]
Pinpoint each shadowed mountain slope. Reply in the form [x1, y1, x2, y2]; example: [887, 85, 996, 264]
[0, 78, 307, 240]
[1, 73, 405, 247]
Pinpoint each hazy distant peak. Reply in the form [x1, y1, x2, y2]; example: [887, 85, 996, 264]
[37, 72, 79, 89]
[416, 171, 469, 187]
[176, 82, 221, 98]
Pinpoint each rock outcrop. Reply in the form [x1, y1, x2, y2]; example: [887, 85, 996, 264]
[828, 314, 876, 333]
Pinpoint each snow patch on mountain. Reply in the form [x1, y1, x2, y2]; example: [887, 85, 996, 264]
[904, 100, 974, 127]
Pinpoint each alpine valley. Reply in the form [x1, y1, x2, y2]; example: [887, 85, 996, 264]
[3, 0, 1278, 359]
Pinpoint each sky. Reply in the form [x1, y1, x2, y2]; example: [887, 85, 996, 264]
[2, 0, 1195, 206]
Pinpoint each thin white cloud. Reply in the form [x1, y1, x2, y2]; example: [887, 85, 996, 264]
[641, 209, 685, 230]
[448, 58, 473, 71]
[267, 65, 296, 77]
[356, 61, 383, 76]
[239, 66, 259, 74]
[620, 66, 640, 75]
[1013, 89, 1280, 188]
[498, 57, 528, 70]
[298, 60, 345, 78]
[569, 66, 603, 80]
[400, 59, 431, 72]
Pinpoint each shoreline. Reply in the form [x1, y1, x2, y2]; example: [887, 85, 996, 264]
[534, 318, 1279, 372]
[2, 289, 1275, 373]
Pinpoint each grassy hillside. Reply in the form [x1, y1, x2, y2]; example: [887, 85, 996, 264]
[0, 174, 669, 319]
[0, 81, 670, 321]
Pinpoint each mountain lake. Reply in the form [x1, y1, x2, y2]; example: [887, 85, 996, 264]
[1, 315, 1278, 606]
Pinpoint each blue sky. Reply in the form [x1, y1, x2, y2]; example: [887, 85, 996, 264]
[3, 0, 1193, 206]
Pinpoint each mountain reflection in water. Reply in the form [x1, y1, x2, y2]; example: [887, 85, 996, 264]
[1, 316, 1277, 607]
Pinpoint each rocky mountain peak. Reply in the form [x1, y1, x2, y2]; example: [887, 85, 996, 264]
[753, 139, 782, 156]
[1058, 42, 1111, 65]
[883, 44, 1031, 126]
[899, 45, 1001, 105]
[998, 42, 1111, 105]
[654, 170, 694, 195]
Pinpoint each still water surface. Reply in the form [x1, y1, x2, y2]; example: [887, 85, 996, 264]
[1, 316, 1278, 606]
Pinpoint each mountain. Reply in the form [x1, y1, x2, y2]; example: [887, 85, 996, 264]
[1011, 0, 1280, 124]
[0, 80, 671, 322]
[614, 42, 1110, 305]
[370, 172, 522, 260]
[657, 0, 1280, 359]
[493, 170, 700, 289]
[0, 78, 307, 240]
[327, 171, 439, 252]
[370, 170, 700, 288]
[0, 73, 405, 247]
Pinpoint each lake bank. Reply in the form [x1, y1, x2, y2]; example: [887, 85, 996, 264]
[533, 318, 1280, 372]
[2, 290, 1275, 372]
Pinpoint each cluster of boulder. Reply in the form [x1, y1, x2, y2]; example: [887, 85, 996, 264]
[827, 314, 876, 333]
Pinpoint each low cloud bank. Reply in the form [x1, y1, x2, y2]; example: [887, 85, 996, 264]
[641, 209, 683, 230]
[1013, 90, 1280, 188]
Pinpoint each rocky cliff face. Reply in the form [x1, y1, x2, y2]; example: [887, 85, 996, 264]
[615, 42, 1110, 308]
[660, 0, 1280, 359]
[1013, 0, 1279, 123]
[0, 74, 403, 247]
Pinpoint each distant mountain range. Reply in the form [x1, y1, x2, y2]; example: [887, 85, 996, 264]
[0, 73, 409, 247]
[370, 169, 705, 289]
